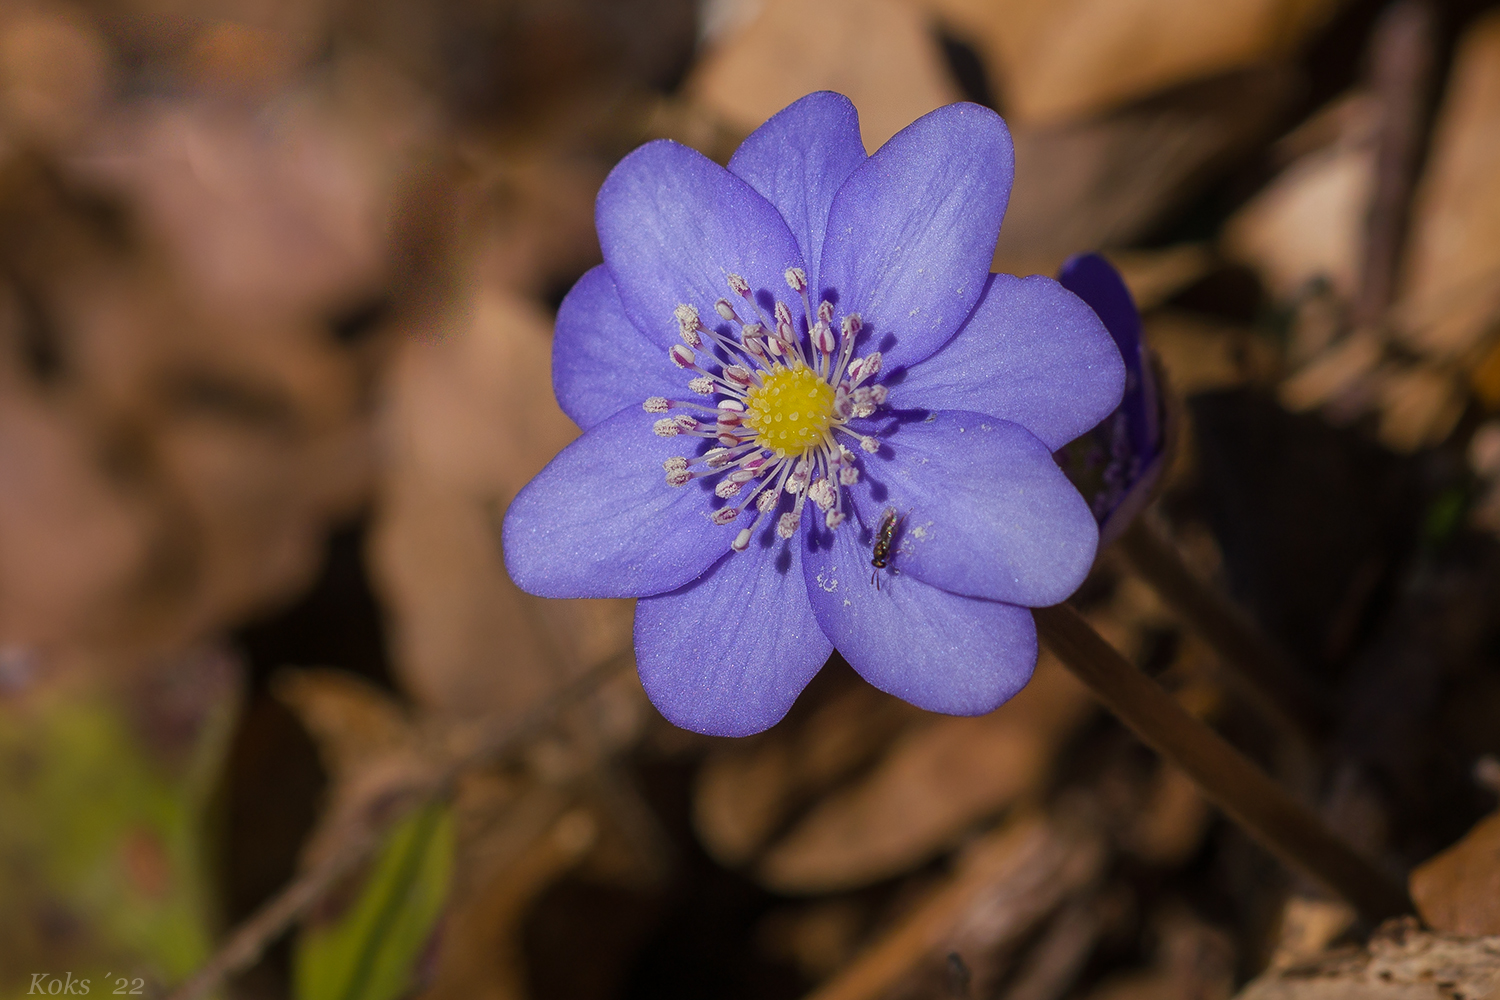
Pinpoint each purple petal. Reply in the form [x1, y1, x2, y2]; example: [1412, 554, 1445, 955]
[728, 92, 866, 298]
[820, 103, 1014, 372]
[635, 535, 831, 736]
[892, 273, 1125, 450]
[596, 140, 805, 349]
[502, 407, 729, 599]
[850, 411, 1098, 606]
[803, 521, 1037, 714]
[553, 266, 687, 431]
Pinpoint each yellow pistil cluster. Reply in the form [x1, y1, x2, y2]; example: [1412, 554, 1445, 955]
[743, 364, 836, 457]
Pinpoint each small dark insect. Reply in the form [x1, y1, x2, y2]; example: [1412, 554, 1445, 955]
[870, 507, 904, 589]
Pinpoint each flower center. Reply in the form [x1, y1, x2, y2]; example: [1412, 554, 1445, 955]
[744, 364, 836, 456]
[643, 267, 889, 552]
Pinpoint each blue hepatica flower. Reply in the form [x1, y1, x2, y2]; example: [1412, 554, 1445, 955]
[503, 92, 1125, 737]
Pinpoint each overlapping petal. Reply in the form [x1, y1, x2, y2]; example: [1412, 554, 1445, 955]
[552, 266, 686, 430]
[502, 407, 726, 600]
[636, 531, 830, 736]
[728, 91, 867, 297]
[802, 522, 1037, 715]
[596, 140, 805, 349]
[849, 411, 1098, 606]
[892, 274, 1125, 450]
[820, 103, 1014, 373]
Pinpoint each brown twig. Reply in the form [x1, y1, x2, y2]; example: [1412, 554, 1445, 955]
[163, 652, 632, 1000]
[1355, 0, 1435, 328]
[1117, 516, 1327, 740]
[1034, 603, 1412, 925]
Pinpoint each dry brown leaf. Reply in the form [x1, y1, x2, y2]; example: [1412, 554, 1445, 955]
[806, 811, 1106, 1000]
[1410, 811, 1500, 937]
[370, 273, 632, 722]
[1268, 898, 1357, 970]
[1235, 921, 1500, 1000]
[0, 375, 150, 650]
[993, 70, 1291, 278]
[1147, 311, 1277, 397]
[1105, 244, 1215, 313]
[1221, 136, 1374, 304]
[693, 680, 921, 867]
[1395, 11, 1500, 360]
[273, 668, 416, 781]
[0, 2, 112, 148]
[687, 0, 960, 152]
[922, 0, 1338, 126]
[756, 655, 1093, 894]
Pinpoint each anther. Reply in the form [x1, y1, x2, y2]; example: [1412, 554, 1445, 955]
[715, 479, 743, 498]
[807, 478, 835, 510]
[669, 344, 695, 368]
[653, 418, 680, 437]
[825, 510, 845, 528]
[732, 528, 752, 552]
[704, 448, 733, 468]
[674, 304, 704, 347]
[727, 273, 751, 297]
[714, 298, 738, 322]
[718, 399, 745, 411]
[784, 267, 808, 293]
[689, 376, 715, 395]
[774, 301, 794, 329]
[673, 415, 699, 431]
[666, 469, 692, 486]
[644, 397, 671, 413]
[724, 365, 753, 387]
[841, 314, 862, 338]
[663, 457, 689, 473]
[756, 490, 780, 514]
[711, 507, 741, 526]
[812, 321, 835, 355]
[818, 300, 834, 324]
[776, 512, 800, 539]
[840, 465, 860, 485]
[860, 436, 879, 453]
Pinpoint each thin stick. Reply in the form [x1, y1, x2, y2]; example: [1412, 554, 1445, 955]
[1033, 603, 1411, 924]
[163, 653, 631, 1000]
[1355, 0, 1435, 329]
[1117, 517, 1326, 739]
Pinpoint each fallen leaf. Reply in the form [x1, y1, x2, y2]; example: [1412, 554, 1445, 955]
[1410, 811, 1500, 936]
[756, 655, 1093, 893]
[923, 0, 1338, 126]
[687, 0, 960, 151]
[1395, 11, 1500, 361]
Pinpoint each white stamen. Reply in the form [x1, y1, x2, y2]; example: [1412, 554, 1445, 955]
[727, 273, 751, 297]
[644, 397, 671, 413]
[653, 418, 680, 437]
[812, 321, 835, 355]
[669, 344, 695, 368]
[666, 469, 692, 486]
[840, 465, 860, 485]
[808, 478, 835, 510]
[724, 364, 753, 387]
[825, 510, 845, 528]
[715, 298, 738, 321]
[776, 512, 800, 539]
[784, 267, 808, 293]
[664, 457, 689, 472]
[860, 435, 879, 453]
[711, 507, 740, 526]
[732, 528, 752, 552]
[756, 489, 779, 514]
[715, 479, 743, 498]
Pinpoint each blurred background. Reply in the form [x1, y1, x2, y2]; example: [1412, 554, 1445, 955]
[3, 0, 1500, 997]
